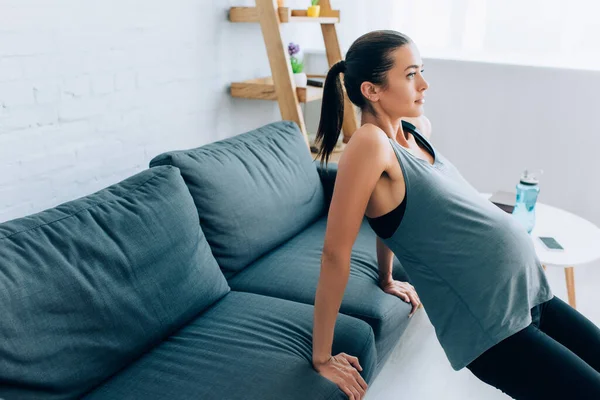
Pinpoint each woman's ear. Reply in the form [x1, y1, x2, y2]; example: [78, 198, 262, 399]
[360, 81, 379, 102]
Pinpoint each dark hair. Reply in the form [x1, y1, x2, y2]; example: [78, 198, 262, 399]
[314, 30, 411, 166]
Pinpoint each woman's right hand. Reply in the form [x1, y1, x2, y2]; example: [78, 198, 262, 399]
[313, 353, 368, 399]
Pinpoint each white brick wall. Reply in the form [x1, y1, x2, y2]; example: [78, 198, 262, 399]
[0, 0, 314, 223]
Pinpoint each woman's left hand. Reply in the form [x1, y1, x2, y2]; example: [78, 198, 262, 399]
[380, 280, 422, 317]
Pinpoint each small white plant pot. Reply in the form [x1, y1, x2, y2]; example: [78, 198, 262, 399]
[293, 72, 307, 88]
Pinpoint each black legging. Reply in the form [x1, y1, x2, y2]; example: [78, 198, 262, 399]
[467, 296, 600, 399]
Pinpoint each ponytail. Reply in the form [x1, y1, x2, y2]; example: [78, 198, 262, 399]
[314, 31, 412, 166]
[315, 60, 346, 167]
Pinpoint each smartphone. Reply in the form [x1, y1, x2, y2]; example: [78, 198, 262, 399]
[538, 236, 564, 251]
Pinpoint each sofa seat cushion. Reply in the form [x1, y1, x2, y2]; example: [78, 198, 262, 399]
[0, 166, 229, 400]
[228, 215, 412, 366]
[149, 121, 325, 278]
[83, 291, 376, 400]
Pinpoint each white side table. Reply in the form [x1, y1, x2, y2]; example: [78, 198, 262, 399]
[484, 194, 600, 309]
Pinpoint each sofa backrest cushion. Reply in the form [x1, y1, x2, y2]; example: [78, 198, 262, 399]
[149, 121, 325, 278]
[0, 166, 230, 400]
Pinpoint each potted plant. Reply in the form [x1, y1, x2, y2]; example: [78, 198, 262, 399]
[307, 0, 320, 17]
[288, 42, 307, 87]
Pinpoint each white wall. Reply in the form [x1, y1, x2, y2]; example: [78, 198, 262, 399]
[0, 0, 313, 223]
[2, 0, 600, 232]
[418, 58, 600, 228]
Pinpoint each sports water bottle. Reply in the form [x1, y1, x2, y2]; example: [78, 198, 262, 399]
[512, 169, 542, 233]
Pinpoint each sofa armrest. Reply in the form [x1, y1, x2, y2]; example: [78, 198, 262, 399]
[316, 162, 338, 213]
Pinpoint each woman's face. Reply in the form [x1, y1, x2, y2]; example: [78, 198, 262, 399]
[368, 43, 429, 119]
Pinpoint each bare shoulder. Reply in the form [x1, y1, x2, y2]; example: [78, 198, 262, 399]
[402, 115, 432, 139]
[337, 123, 391, 169]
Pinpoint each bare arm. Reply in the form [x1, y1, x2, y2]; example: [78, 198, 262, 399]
[312, 127, 388, 365]
[376, 236, 394, 284]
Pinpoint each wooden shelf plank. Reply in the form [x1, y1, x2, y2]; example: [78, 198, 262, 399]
[229, 7, 258, 22]
[290, 9, 340, 18]
[229, 7, 339, 23]
[230, 77, 323, 103]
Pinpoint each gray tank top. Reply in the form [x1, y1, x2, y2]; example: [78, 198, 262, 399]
[380, 127, 553, 371]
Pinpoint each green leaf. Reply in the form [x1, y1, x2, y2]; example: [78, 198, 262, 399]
[290, 56, 304, 73]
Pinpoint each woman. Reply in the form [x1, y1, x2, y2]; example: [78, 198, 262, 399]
[311, 30, 600, 400]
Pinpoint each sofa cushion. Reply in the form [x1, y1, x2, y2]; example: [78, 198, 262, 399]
[228, 215, 412, 370]
[316, 161, 338, 213]
[149, 121, 325, 278]
[83, 291, 376, 400]
[0, 166, 230, 400]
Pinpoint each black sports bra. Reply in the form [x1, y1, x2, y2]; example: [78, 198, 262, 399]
[366, 196, 407, 239]
[365, 121, 433, 239]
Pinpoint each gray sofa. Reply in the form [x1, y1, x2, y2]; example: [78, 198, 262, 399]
[0, 121, 413, 400]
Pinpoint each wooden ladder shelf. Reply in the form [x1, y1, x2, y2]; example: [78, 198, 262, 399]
[228, 0, 357, 150]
